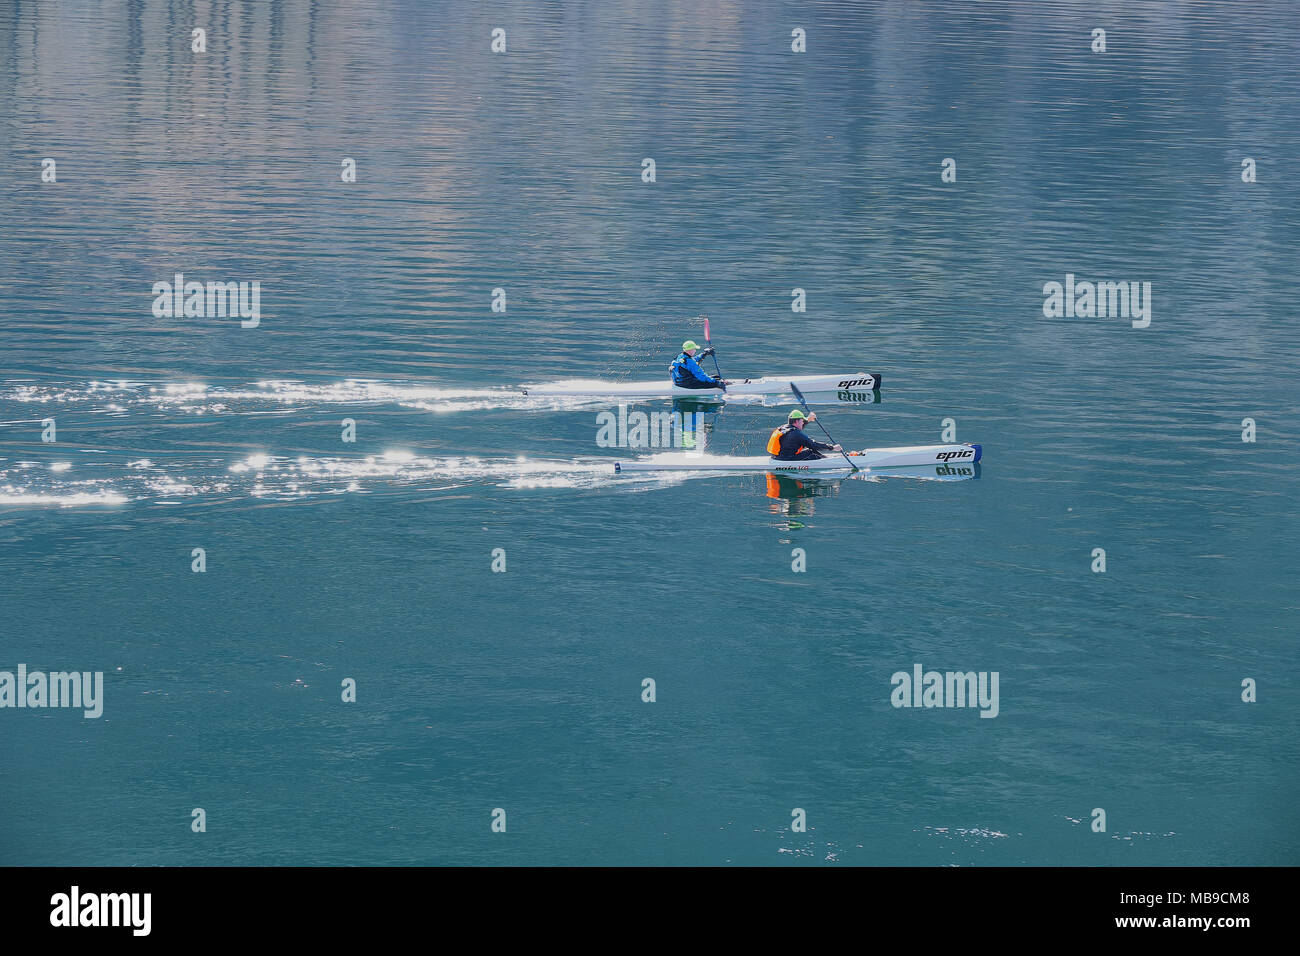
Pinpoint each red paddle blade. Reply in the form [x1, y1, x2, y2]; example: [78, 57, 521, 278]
[703, 317, 711, 343]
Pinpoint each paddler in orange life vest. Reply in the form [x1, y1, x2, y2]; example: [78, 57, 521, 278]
[767, 409, 842, 461]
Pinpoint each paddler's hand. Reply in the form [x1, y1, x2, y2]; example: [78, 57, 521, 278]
[715, 380, 728, 390]
[831, 444, 843, 451]
[698, 347, 715, 358]
[806, 412, 817, 422]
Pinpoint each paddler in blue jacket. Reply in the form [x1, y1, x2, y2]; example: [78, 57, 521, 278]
[767, 409, 842, 461]
[669, 341, 728, 390]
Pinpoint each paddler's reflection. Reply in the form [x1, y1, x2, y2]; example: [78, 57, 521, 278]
[765, 473, 842, 501]
[670, 396, 723, 450]
[764, 474, 842, 525]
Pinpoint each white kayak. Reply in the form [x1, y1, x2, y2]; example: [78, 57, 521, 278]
[614, 443, 981, 473]
[521, 372, 880, 397]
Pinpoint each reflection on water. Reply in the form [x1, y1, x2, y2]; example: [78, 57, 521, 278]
[2, 0, 1297, 869]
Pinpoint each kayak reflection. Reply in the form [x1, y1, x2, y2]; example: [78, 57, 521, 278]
[761, 462, 979, 524]
[804, 388, 881, 406]
[744, 388, 881, 407]
[763, 463, 980, 498]
[856, 462, 981, 482]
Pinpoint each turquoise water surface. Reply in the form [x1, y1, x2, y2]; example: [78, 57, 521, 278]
[1, 1, 1297, 865]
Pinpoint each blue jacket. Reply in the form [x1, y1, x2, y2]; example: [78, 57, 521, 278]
[669, 352, 719, 386]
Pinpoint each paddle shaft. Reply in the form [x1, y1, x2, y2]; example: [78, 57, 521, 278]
[701, 316, 724, 380]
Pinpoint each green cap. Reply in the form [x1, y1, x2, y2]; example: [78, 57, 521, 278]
[682, 340, 700, 351]
[788, 409, 807, 420]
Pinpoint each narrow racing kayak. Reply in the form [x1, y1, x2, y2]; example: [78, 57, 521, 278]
[614, 443, 981, 473]
[521, 372, 880, 397]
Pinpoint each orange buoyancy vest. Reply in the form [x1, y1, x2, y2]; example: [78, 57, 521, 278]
[767, 423, 807, 456]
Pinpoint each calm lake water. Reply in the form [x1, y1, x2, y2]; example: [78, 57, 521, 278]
[1, 0, 1297, 865]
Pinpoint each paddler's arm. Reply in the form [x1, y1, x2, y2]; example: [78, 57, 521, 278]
[799, 417, 840, 452]
[684, 355, 724, 387]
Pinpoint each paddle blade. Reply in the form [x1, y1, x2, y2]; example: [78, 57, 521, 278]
[703, 317, 711, 343]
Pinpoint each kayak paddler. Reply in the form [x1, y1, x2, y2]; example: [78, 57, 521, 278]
[767, 409, 843, 461]
[669, 340, 728, 390]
